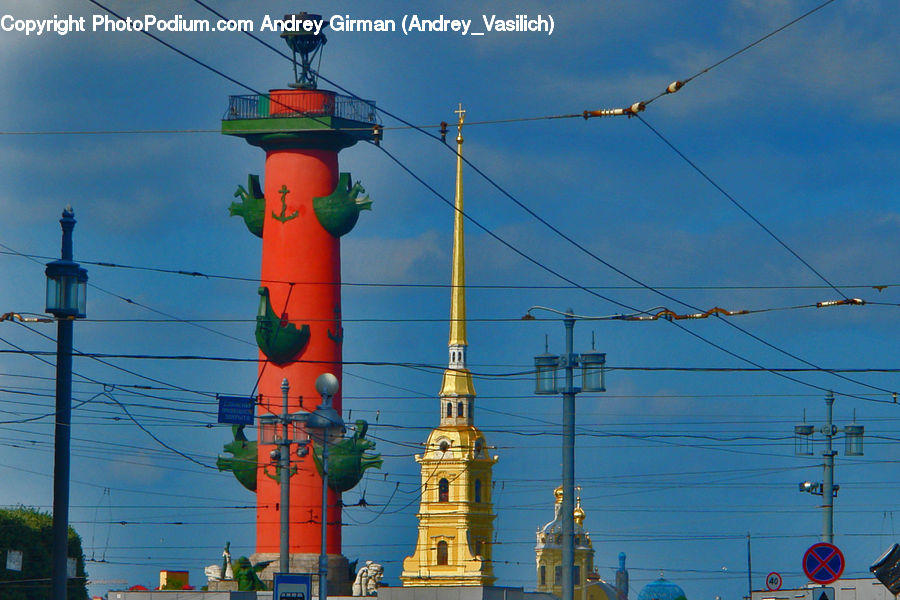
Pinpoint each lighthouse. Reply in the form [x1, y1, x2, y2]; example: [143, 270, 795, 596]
[219, 13, 380, 592]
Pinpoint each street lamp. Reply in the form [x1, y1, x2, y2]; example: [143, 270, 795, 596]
[526, 307, 607, 600]
[46, 207, 88, 600]
[306, 373, 344, 600]
[258, 378, 310, 575]
[794, 392, 863, 542]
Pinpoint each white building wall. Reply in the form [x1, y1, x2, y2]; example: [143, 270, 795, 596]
[752, 578, 892, 600]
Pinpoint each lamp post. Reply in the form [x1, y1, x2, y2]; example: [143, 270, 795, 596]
[306, 373, 344, 600]
[527, 307, 606, 600]
[45, 207, 88, 600]
[258, 378, 310, 575]
[794, 392, 864, 543]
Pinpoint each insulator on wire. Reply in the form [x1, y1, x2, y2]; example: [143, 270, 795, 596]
[372, 124, 382, 146]
[440, 121, 448, 143]
[583, 108, 628, 119]
[816, 298, 865, 307]
[667, 80, 685, 94]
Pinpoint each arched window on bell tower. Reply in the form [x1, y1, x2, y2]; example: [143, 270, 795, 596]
[438, 478, 449, 502]
[474, 479, 482, 503]
[446, 402, 453, 418]
[437, 540, 449, 565]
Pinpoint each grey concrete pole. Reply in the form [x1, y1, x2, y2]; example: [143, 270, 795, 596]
[320, 434, 329, 600]
[822, 392, 835, 543]
[562, 310, 576, 600]
[280, 378, 291, 574]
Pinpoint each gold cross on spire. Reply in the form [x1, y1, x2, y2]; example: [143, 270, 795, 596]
[455, 103, 466, 125]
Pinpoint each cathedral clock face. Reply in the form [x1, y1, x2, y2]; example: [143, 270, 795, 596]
[436, 438, 452, 457]
[474, 438, 485, 457]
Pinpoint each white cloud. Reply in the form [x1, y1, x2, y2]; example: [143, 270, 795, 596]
[343, 230, 444, 284]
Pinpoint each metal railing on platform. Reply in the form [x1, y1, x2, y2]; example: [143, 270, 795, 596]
[224, 92, 378, 124]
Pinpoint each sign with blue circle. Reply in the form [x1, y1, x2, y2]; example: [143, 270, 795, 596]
[803, 542, 845, 584]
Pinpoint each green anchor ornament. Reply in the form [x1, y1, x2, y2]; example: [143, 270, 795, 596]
[271, 184, 298, 223]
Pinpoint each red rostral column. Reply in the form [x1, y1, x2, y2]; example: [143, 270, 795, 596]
[221, 13, 378, 589]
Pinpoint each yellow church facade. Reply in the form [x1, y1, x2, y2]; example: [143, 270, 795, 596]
[400, 106, 498, 587]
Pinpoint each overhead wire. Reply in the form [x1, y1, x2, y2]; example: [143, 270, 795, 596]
[11, 1, 894, 408]
[12, 3, 880, 510]
[180, 2, 893, 401]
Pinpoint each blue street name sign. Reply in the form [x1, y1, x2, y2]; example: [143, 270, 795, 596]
[803, 542, 845, 585]
[217, 395, 255, 425]
[274, 572, 312, 600]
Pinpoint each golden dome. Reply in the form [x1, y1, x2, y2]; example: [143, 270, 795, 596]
[574, 496, 585, 525]
[554, 486, 564, 503]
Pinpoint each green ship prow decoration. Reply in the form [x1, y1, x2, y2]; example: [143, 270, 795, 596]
[217, 424, 258, 492]
[233, 556, 272, 591]
[313, 172, 372, 237]
[312, 419, 383, 492]
[229, 174, 265, 238]
[255, 286, 310, 365]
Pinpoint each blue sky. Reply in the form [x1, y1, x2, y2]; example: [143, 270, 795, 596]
[1, 0, 899, 597]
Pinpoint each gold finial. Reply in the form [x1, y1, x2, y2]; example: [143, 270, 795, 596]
[455, 103, 466, 143]
[554, 486, 563, 503]
[574, 491, 585, 525]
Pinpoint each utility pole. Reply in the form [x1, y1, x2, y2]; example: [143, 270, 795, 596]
[279, 378, 292, 575]
[822, 394, 836, 543]
[258, 379, 309, 575]
[795, 392, 865, 543]
[308, 373, 343, 600]
[528, 307, 607, 600]
[561, 312, 576, 600]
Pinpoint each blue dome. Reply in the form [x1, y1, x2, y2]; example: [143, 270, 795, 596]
[637, 578, 687, 600]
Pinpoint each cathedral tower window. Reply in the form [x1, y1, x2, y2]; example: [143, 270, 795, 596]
[446, 402, 453, 418]
[540, 565, 546, 586]
[474, 479, 482, 503]
[458, 401, 464, 417]
[437, 540, 449, 565]
[438, 478, 449, 502]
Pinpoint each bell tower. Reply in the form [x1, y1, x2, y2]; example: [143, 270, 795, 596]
[400, 107, 498, 587]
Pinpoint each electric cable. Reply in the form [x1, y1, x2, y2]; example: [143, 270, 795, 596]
[178, 0, 881, 400]
[13, 6, 893, 404]
[636, 113, 848, 299]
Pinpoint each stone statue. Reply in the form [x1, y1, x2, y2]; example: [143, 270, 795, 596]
[352, 560, 384, 596]
[205, 541, 235, 583]
[223, 542, 234, 580]
[204, 564, 223, 583]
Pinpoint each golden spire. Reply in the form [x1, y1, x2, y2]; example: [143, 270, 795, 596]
[439, 104, 475, 400]
[448, 103, 466, 347]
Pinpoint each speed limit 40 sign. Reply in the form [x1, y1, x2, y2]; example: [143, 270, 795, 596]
[766, 572, 783, 591]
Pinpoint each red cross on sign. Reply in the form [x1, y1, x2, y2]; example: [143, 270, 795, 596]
[803, 543, 845, 585]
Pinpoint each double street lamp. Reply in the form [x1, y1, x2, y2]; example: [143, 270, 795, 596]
[258, 379, 311, 576]
[46, 207, 88, 600]
[526, 307, 607, 600]
[794, 392, 864, 543]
